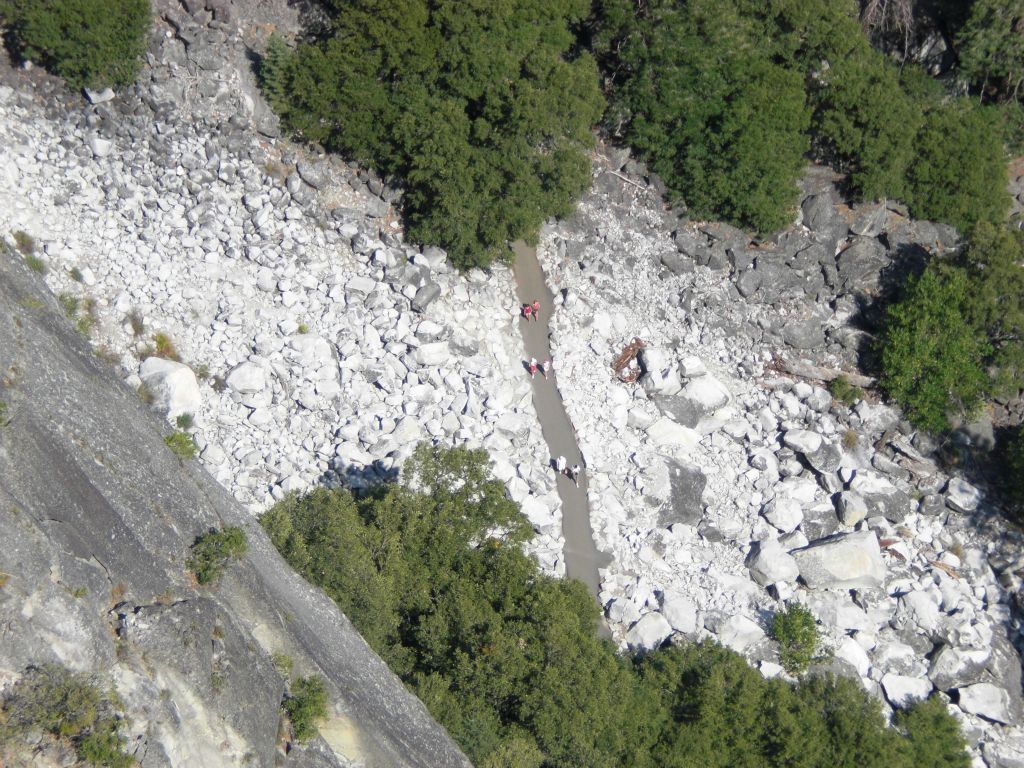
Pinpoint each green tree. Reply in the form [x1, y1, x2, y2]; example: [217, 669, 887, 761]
[907, 102, 1010, 233]
[880, 266, 992, 432]
[261, 0, 603, 269]
[895, 696, 971, 768]
[185, 526, 247, 585]
[770, 604, 820, 675]
[283, 676, 329, 742]
[958, 0, 1024, 103]
[814, 51, 923, 201]
[0, 0, 150, 89]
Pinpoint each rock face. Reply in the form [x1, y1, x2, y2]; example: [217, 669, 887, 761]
[0, 253, 470, 768]
[792, 531, 886, 590]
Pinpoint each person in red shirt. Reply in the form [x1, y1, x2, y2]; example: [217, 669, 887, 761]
[522, 303, 532, 321]
[531, 299, 540, 321]
[528, 357, 538, 378]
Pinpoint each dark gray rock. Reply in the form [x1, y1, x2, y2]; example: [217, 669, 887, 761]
[657, 460, 707, 527]
[801, 505, 841, 540]
[651, 394, 702, 428]
[735, 268, 761, 297]
[297, 160, 329, 190]
[806, 442, 842, 474]
[837, 237, 889, 293]
[782, 317, 826, 350]
[849, 203, 888, 237]
[862, 486, 912, 523]
[411, 282, 441, 313]
[660, 250, 693, 275]
[801, 192, 837, 232]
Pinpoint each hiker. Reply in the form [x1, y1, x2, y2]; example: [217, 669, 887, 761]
[528, 357, 538, 378]
[569, 464, 581, 488]
[531, 299, 540, 321]
[522, 303, 533, 321]
[540, 358, 551, 379]
[555, 455, 567, 476]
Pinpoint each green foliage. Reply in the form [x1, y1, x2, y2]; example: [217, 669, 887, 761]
[0, 664, 134, 766]
[895, 696, 972, 768]
[283, 676, 328, 742]
[261, 0, 603, 269]
[270, 652, 294, 677]
[175, 413, 194, 431]
[907, 102, 1010, 234]
[828, 376, 864, 406]
[263, 443, 968, 768]
[59, 292, 79, 317]
[24, 254, 47, 274]
[185, 526, 247, 585]
[957, 0, 1024, 105]
[813, 51, 922, 201]
[953, 222, 1024, 396]
[595, 0, 815, 232]
[0, 400, 9, 427]
[1, 0, 150, 89]
[164, 431, 197, 460]
[880, 266, 991, 432]
[1003, 425, 1024, 508]
[151, 332, 180, 361]
[770, 603, 820, 675]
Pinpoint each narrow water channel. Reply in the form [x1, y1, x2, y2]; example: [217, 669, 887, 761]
[510, 241, 612, 612]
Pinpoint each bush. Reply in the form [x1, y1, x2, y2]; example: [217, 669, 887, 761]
[880, 266, 991, 432]
[1, 0, 150, 90]
[907, 101, 1010, 234]
[164, 431, 197, 460]
[263, 443, 969, 768]
[813, 50, 922, 201]
[282, 676, 328, 742]
[262, 0, 603, 269]
[770, 603, 820, 675]
[829, 375, 864, 406]
[185, 526, 247, 585]
[0, 664, 133, 766]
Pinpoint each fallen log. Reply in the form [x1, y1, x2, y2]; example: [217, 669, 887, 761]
[779, 358, 876, 389]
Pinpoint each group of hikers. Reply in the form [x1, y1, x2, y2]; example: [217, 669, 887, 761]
[554, 455, 582, 488]
[518, 297, 584, 489]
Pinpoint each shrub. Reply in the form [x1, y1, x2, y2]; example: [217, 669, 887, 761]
[270, 652, 294, 677]
[59, 292, 79, 317]
[0, 400, 9, 426]
[813, 50, 922, 201]
[261, 0, 603, 269]
[12, 230, 35, 254]
[907, 101, 1010, 234]
[164, 431, 197, 460]
[895, 696, 971, 768]
[175, 413, 194, 431]
[282, 676, 329, 742]
[151, 332, 180, 361]
[770, 603, 820, 675]
[1, 0, 151, 89]
[186, 526, 247, 585]
[0, 664, 133, 766]
[829, 375, 864, 406]
[24, 254, 47, 274]
[880, 266, 991, 433]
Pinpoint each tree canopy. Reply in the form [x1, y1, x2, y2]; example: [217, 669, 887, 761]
[262, 443, 969, 768]
[261, 0, 603, 269]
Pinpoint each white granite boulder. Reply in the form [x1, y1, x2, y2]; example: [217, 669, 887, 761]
[746, 538, 799, 586]
[792, 530, 885, 590]
[139, 357, 200, 421]
[625, 612, 674, 650]
[958, 683, 1012, 724]
[881, 673, 932, 708]
[226, 361, 267, 394]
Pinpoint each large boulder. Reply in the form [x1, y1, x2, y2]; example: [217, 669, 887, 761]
[660, 592, 698, 634]
[625, 612, 674, 650]
[639, 348, 682, 397]
[836, 237, 889, 293]
[139, 357, 201, 420]
[225, 361, 267, 394]
[646, 418, 700, 452]
[881, 673, 933, 709]
[928, 645, 990, 691]
[657, 459, 706, 527]
[792, 530, 886, 590]
[717, 615, 766, 653]
[745, 539, 799, 586]
[945, 477, 982, 513]
[958, 683, 1012, 724]
[762, 497, 803, 534]
[849, 471, 912, 523]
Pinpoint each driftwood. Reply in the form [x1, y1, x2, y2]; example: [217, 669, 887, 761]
[779, 359, 876, 389]
[613, 337, 647, 383]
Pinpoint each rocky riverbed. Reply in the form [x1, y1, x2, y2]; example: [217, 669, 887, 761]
[1, 0, 1023, 764]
